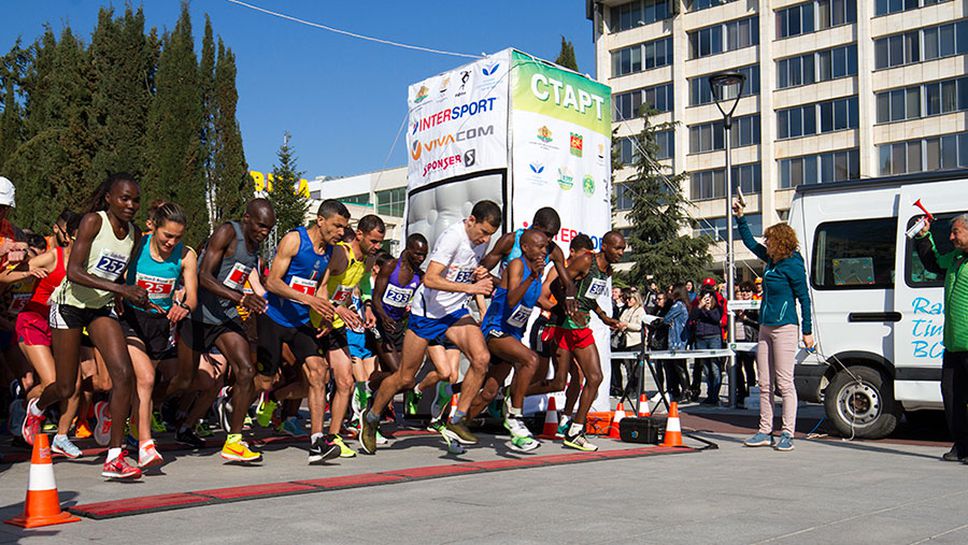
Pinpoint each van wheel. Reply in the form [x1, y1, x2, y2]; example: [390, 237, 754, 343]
[824, 366, 898, 439]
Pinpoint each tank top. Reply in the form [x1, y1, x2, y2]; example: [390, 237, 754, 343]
[29, 246, 66, 307]
[561, 254, 610, 330]
[197, 221, 259, 325]
[266, 226, 333, 328]
[503, 228, 552, 269]
[125, 234, 184, 313]
[381, 258, 421, 322]
[52, 211, 135, 309]
[481, 258, 542, 339]
[313, 242, 365, 330]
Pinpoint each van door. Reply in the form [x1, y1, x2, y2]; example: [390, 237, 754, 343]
[893, 180, 968, 409]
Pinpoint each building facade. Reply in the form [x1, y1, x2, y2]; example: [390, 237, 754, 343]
[590, 0, 968, 277]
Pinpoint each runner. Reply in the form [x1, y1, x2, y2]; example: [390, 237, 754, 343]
[258, 199, 344, 464]
[479, 207, 577, 317]
[469, 228, 548, 452]
[548, 231, 626, 452]
[23, 174, 147, 479]
[316, 214, 386, 457]
[360, 200, 501, 454]
[121, 202, 197, 469]
[8, 213, 82, 458]
[372, 234, 428, 391]
[182, 198, 275, 463]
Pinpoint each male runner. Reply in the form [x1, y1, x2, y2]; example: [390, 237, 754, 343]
[317, 214, 385, 456]
[360, 201, 501, 454]
[548, 231, 626, 451]
[469, 228, 547, 452]
[183, 198, 275, 463]
[372, 233, 428, 375]
[259, 199, 345, 464]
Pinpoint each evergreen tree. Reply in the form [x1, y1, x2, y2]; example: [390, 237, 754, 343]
[554, 36, 578, 71]
[620, 109, 711, 288]
[143, 2, 207, 244]
[268, 132, 309, 240]
[88, 6, 154, 182]
[0, 40, 27, 170]
[212, 39, 251, 223]
[199, 15, 217, 226]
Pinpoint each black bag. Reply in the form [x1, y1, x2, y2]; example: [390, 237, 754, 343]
[618, 416, 665, 444]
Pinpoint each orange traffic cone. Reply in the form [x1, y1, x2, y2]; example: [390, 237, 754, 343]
[5, 434, 80, 528]
[540, 396, 559, 439]
[637, 392, 651, 417]
[608, 402, 626, 439]
[661, 402, 684, 447]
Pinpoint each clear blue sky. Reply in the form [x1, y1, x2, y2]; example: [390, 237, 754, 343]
[3, 1, 596, 179]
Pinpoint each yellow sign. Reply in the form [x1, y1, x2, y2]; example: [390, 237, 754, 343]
[250, 171, 310, 197]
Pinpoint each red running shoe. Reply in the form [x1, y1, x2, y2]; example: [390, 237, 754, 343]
[21, 398, 45, 447]
[102, 451, 142, 480]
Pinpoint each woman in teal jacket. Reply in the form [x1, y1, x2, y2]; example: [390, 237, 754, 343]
[733, 199, 814, 452]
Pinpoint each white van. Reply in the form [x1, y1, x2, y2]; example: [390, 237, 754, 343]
[789, 169, 967, 439]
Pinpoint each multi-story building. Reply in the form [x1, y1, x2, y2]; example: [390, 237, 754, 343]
[589, 0, 968, 277]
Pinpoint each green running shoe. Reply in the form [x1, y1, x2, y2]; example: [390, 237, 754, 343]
[404, 389, 422, 416]
[255, 398, 278, 428]
[151, 411, 167, 433]
[563, 431, 598, 452]
[195, 422, 213, 438]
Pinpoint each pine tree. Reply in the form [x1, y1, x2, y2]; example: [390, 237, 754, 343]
[621, 109, 711, 288]
[88, 6, 154, 182]
[0, 40, 27, 170]
[199, 15, 217, 227]
[212, 39, 251, 223]
[268, 132, 309, 240]
[143, 2, 206, 244]
[554, 36, 578, 71]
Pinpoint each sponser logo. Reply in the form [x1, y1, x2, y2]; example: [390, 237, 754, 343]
[414, 85, 429, 104]
[413, 98, 498, 134]
[557, 167, 574, 190]
[409, 126, 494, 161]
[423, 154, 462, 177]
[582, 175, 595, 196]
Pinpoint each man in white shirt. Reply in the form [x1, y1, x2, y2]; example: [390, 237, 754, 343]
[360, 200, 501, 454]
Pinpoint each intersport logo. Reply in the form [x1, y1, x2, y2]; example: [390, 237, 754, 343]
[411, 98, 498, 135]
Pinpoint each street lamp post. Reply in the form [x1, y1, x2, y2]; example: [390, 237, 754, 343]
[709, 71, 746, 409]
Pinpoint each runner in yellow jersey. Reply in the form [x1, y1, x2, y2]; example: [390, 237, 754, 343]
[315, 215, 385, 456]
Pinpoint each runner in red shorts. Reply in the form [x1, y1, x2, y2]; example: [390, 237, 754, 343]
[544, 231, 625, 452]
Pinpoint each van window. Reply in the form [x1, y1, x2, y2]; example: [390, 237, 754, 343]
[906, 212, 964, 288]
[812, 218, 897, 289]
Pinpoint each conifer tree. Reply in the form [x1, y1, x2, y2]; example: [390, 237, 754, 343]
[212, 39, 251, 223]
[199, 15, 217, 226]
[0, 41, 27, 170]
[554, 36, 578, 71]
[268, 132, 309, 241]
[621, 109, 711, 288]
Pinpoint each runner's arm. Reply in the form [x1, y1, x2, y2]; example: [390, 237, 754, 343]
[423, 260, 491, 295]
[247, 267, 266, 297]
[537, 271, 558, 311]
[0, 249, 55, 284]
[478, 232, 515, 272]
[168, 248, 198, 322]
[505, 258, 539, 308]
[265, 231, 319, 306]
[549, 245, 578, 315]
[197, 223, 245, 304]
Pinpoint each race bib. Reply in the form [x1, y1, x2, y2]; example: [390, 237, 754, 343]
[507, 304, 533, 328]
[223, 262, 252, 291]
[331, 284, 353, 306]
[136, 273, 176, 301]
[382, 284, 414, 308]
[584, 277, 608, 299]
[8, 293, 30, 314]
[92, 249, 128, 281]
[289, 275, 317, 297]
[447, 266, 476, 284]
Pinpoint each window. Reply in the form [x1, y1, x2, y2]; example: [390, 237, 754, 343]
[817, 0, 856, 29]
[689, 114, 760, 153]
[618, 137, 637, 165]
[694, 214, 762, 240]
[617, 131, 673, 165]
[777, 105, 816, 139]
[876, 21, 968, 69]
[376, 187, 405, 217]
[812, 218, 897, 289]
[879, 132, 968, 174]
[610, 38, 674, 76]
[817, 44, 857, 81]
[689, 17, 757, 59]
[614, 83, 674, 121]
[877, 0, 950, 15]
[818, 96, 858, 132]
[688, 0, 736, 11]
[689, 65, 759, 106]
[656, 130, 675, 160]
[341, 193, 370, 206]
[614, 183, 635, 211]
[779, 149, 860, 188]
[878, 77, 968, 123]
[689, 163, 759, 200]
[906, 211, 964, 287]
[777, 3, 815, 38]
[777, 54, 814, 89]
[609, 0, 673, 32]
